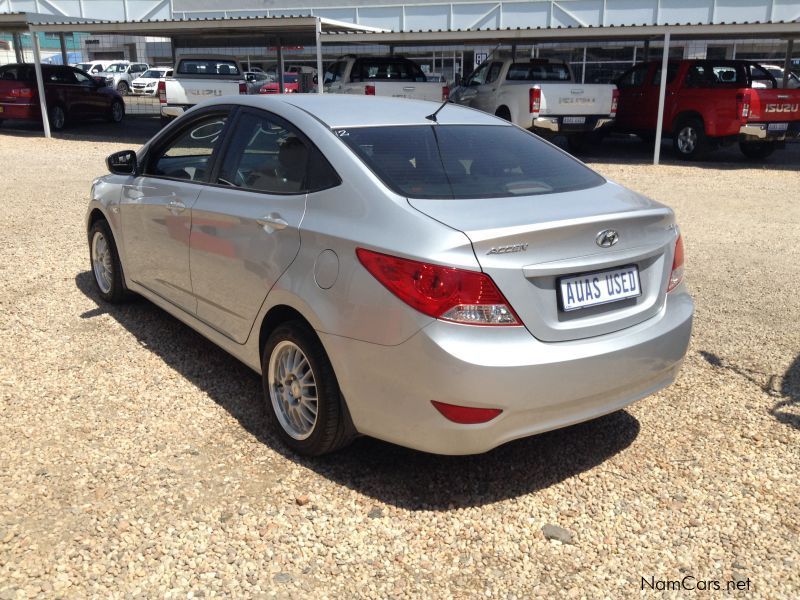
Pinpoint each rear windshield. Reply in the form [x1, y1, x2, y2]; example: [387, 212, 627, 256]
[0, 64, 36, 81]
[336, 125, 604, 199]
[141, 69, 167, 78]
[507, 62, 571, 81]
[177, 59, 241, 76]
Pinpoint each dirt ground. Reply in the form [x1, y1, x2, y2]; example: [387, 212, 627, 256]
[0, 118, 798, 598]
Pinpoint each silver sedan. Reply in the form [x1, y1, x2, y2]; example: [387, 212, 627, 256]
[86, 95, 693, 456]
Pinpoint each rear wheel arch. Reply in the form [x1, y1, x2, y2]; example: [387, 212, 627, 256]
[672, 111, 704, 134]
[258, 305, 316, 361]
[495, 105, 512, 121]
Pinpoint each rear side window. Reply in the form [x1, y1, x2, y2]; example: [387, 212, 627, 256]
[616, 64, 649, 89]
[336, 125, 604, 199]
[685, 62, 747, 88]
[178, 60, 241, 76]
[507, 62, 571, 81]
[0, 65, 35, 81]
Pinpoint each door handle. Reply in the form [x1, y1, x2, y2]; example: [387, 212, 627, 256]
[167, 199, 186, 212]
[257, 213, 288, 232]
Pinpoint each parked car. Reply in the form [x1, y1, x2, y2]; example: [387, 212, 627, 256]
[323, 55, 449, 101]
[449, 56, 618, 151]
[159, 55, 247, 122]
[86, 95, 693, 456]
[97, 62, 149, 96]
[615, 59, 800, 159]
[74, 60, 117, 76]
[131, 67, 173, 96]
[0, 63, 125, 130]
[245, 71, 272, 94]
[750, 63, 800, 89]
[259, 73, 299, 94]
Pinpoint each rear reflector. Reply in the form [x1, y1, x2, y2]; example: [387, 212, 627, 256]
[364, 84, 376, 96]
[610, 89, 619, 116]
[667, 234, 684, 292]
[356, 248, 520, 326]
[11, 87, 34, 98]
[529, 86, 541, 116]
[431, 401, 502, 424]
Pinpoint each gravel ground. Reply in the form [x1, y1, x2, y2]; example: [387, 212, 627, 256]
[1, 121, 798, 598]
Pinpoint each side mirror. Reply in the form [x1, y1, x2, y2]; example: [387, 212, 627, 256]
[107, 150, 138, 175]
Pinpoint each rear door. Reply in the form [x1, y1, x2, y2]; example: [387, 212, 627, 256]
[188, 108, 336, 343]
[614, 63, 651, 130]
[121, 108, 231, 313]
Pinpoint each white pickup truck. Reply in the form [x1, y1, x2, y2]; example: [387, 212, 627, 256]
[323, 55, 449, 102]
[159, 55, 247, 122]
[450, 57, 618, 150]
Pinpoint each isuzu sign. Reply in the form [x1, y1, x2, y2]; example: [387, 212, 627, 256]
[189, 89, 224, 97]
[765, 103, 799, 113]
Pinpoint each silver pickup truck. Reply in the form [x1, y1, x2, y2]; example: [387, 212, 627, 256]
[450, 56, 618, 151]
[160, 55, 247, 122]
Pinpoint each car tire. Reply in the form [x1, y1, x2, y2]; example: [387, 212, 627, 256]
[88, 219, 128, 304]
[739, 141, 776, 160]
[109, 99, 125, 123]
[116, 81, 129, 96]
[672, 118, 709, 160]
[262, 321, 355, 456]
[48, 104, 66, 131]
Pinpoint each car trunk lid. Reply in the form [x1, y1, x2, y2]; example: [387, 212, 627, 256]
[408, 181, 678, 342]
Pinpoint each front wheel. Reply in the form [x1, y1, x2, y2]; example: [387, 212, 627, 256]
[739, 141, 776, 160]
[109, 99, 125, 123]
[673, 118, 709, 160]
[88, 219, 128, 303]
[262, 322, 355, 456]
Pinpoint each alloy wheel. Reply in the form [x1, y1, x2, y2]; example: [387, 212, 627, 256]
[677, 126, 697, 154]
[111, 102, 124, 122]
[91, 231, 113, 294]
[51, 106, 65, 130]
[268, 341, 319, 440]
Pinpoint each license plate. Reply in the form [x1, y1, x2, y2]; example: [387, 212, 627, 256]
[559, 265, 641, 312]
[768, 122, 788, 131]
[563, 116, 585, 125]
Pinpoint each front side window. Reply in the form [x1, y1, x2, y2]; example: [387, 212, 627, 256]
[468, 62, 491, 86]
[336, 125, 604, 199]
[48, 68, 76, 84]
[323, 61, 347, 84]
[651, 63, 680, 85]
[148, 114, 228, 182]
[105, 63, 128, 73]
[72, 69, 92, 84]
[487, 62, 503, 83]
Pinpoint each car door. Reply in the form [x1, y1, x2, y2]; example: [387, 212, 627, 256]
[47, 67, 83, 116]
[614, 64, 651, 130]
[120, 109, 231, 313]
[647, 62, 681, 132]
[71, 68, 106, 114]
[452, 61, 490, 107]
[189, 108, 331, 343]
[472, 61, 504, 113]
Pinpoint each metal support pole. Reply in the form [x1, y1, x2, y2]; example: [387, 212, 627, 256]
[782, 39, 794, 89]
[643, 40, 650, 62]
[653, 31, 670, 165]
[315, 18, 323, 94]
[13, 32, 25, 63]
[31, 30, 51, 138]
[59, 33, 68, 65]
[277, 37, 285, 93]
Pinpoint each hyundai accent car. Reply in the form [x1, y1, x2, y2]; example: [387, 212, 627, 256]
[86, 95, 693, 456]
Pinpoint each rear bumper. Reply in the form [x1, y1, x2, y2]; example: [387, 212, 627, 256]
[321, 289, 693, 455]
[739, 121, 800, 141]
[531, 115, 614, 134]
[160, 105, 186, 118]
[0, 102, 39, 120]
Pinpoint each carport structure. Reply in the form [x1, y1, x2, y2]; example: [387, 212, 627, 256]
[0, 12, 385, 137]
[324, 21, 800, 163]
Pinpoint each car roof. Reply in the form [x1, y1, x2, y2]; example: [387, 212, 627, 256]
[226, 95, 505, 128]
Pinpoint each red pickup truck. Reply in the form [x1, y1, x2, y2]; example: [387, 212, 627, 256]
[615, 60, 800, 159]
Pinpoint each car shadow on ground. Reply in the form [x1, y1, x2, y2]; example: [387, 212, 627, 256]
[700, 350, 800, 430]
[561, 134, 800, 172]
[75, 270, 640, 509]
[0, 116, 162, 146]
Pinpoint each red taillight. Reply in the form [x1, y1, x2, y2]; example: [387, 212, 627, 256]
[365, 84, 376, 96]
[356, 248, 520, 326]
[157, 80, 166, 103]
[442, 86, 450, 101]
[238, 82, 247, 95]
[431, 401, 502, 424]
[11, 87, 34, 98]
[529, 86, 541, 116]
[737, 91, 751, 121]
[667, 234, 685, 292]
[610, 89, 619, 116]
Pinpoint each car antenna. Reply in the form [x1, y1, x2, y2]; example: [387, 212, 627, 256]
[425, 98, 450, 123]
